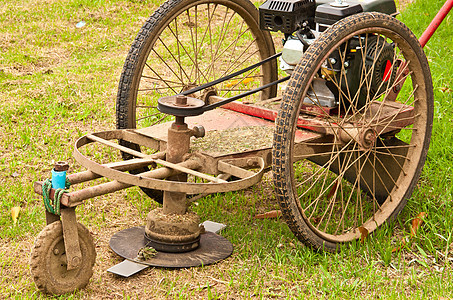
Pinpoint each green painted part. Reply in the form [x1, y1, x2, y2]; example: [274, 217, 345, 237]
[41, 178, 71, 216]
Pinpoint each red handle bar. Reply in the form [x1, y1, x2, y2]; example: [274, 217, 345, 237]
[419, 0, 453, 48]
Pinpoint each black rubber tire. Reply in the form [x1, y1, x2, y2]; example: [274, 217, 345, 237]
[30, 221, 96, 295]
[273, 13, 433, 252]
[116, 0, 278, 202]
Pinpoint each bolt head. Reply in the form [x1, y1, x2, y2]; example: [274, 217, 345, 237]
[364, 132, 374, 142]
[72, 256, 82, 268]
[360, 129, 376, 149]
[192, 125, 205, 138]
[54, 161, 69, 172]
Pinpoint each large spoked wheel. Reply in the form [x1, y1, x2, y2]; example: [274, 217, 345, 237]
[30, 221, 96, 295]
[273, 13, 433, 252]
[116, 0, 277, 201]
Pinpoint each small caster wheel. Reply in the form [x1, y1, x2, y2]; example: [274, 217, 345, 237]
[30, 221, 96, 295]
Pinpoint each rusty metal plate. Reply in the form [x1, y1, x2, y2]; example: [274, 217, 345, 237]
[107, 259, 149, 277]
[134, 108, 318, 158]
[134, 107, 274, 146]
[109, 226, 233, 268]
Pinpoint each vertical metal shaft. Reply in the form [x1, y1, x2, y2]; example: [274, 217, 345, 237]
[162, 96, 192, 215]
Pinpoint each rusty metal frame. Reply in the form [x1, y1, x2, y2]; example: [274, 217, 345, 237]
[73, 131, 266, 194]
[34, 129, 267, 208]
[60, 208, 82, 270]
[34, 96, 413, 208]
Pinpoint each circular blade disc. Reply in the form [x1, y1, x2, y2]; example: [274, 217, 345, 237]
[109, 226, 233, 268]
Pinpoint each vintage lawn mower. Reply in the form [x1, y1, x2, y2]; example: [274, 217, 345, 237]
[30, 0, 452, 295]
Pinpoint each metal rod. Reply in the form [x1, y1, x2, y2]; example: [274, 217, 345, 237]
[67, 157, 164, 185]
[419, 0, 453, 48]
[201, 76, 290, 111]
[64, 159, 200, 205]
[62, 180, 132, 206]
[87, 134, 147, 158]
[86, 134, 223, 182]
[34, 159, 201, 207]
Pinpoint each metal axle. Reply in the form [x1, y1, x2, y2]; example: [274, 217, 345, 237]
[145, 97, 206, 252]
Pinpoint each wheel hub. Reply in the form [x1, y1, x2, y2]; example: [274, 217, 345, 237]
[201, 87, 218, 104]
[338, 124, 376, 150]
[359, 127, 376, 150]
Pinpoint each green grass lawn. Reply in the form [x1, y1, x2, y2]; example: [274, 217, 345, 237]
[1, 0, 452, 298]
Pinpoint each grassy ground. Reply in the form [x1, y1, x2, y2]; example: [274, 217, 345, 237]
[1, 0, 452, 298]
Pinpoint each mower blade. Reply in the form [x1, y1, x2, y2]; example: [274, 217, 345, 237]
[107, 220, 227, 277]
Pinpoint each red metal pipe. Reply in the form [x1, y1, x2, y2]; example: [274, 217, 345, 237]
[419, 0, 453, 48]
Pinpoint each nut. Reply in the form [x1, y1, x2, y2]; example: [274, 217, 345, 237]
[54, 161, 69, 172]
[175, 95, 188, 106]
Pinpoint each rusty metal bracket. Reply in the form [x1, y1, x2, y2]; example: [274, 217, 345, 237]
[73, 130, 266, 195]
[60, 207, 82, 270]
[45, 211, 60, 225]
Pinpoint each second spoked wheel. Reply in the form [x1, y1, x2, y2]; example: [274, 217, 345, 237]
[116, 0, 278, 200]
[117, 0, 277, 130]
[273, 13, 433, 252]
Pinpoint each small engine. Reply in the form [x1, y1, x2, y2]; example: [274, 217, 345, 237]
[259, 0, 398, 107]
[260, 0, 397, 34]
[259, 0, 316, 34]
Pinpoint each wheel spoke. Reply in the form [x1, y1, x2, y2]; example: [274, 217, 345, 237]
[144, 62, 178, 94]
[136, 112, 163, 122]
[296, 138, 355, 190]
[166, 23, 209, 84]
[318, 144, 360, 230]
[313, 143, 359, 229]
[138, 85, 185, 92]
[140, 75, 182, 86]
[156, 37, 191, 83]
[207, 7, 234, 81]
[376, 85, 418, 136]
[219, 44, 259, 84]
[136, 105, 157, 109]
[201, 20, 251, 83]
